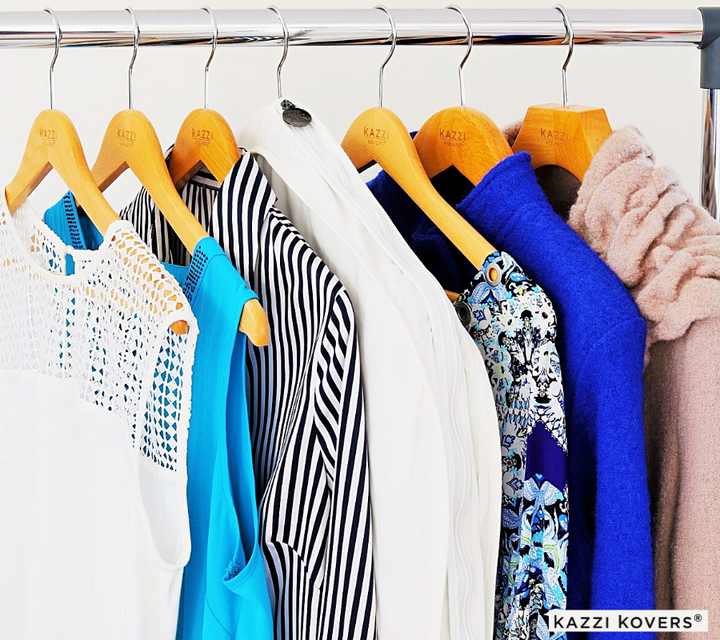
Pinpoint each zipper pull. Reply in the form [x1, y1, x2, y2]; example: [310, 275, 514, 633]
[281, 100, 312, 128]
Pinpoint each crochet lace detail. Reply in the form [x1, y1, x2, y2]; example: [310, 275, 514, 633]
[0, 197, 197, 478]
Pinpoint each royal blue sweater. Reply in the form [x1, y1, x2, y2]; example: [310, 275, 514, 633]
[368, 153, 655, 639]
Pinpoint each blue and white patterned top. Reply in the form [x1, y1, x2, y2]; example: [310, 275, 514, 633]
[455, 251, 569, 640]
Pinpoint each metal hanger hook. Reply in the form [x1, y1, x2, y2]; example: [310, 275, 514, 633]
[446, 5, 472, 108]
[555, 4, 574, 109]
[201, 6, 217, 110]
[375, 5, 396, 109]
[43, 7, 61, 110]
[267, 6, 289, 100]
[125, 7, 139, 110]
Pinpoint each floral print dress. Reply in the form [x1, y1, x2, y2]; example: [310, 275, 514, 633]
[454, 251, 569, 640]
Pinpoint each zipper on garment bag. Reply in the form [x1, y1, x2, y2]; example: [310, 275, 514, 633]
[278, 107, 483, 640]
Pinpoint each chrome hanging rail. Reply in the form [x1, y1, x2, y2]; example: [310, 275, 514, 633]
[0, 10, 703, 48]
[0, 8, 715, 213]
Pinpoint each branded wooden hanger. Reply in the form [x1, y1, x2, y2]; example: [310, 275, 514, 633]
[4, 9, 188, 336]
[167, 7, 241, 189]
[92, 9, 208, 252]
[512, 5, 612, 181]
[6, 112, 121, 236]
[341, 6, 495, 270]
[91, 8, 268, 346]
[5, 9, 118, 233]
[414, 5, 513, 185]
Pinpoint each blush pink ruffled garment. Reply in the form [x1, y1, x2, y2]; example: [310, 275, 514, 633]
[505, 123, 720, 638]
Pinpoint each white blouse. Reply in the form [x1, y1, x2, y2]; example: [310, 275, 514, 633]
[0, 196, 197, 640]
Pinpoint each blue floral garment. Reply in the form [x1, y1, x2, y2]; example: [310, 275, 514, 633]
[454, 251, 569, 640]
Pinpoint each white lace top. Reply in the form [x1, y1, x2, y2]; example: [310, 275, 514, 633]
[0, 194, 197, 640]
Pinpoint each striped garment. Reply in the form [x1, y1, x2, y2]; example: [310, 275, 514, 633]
[121, 152, 376, 640]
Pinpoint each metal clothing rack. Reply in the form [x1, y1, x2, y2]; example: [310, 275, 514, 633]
[0, 8, 719, 215]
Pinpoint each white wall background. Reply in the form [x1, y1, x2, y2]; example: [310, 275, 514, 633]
[0, 0, 705, 213]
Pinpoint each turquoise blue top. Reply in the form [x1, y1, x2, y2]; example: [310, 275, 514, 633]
[45, 194, 274, 640]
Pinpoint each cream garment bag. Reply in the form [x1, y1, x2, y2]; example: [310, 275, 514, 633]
[236, 97, 501, 640]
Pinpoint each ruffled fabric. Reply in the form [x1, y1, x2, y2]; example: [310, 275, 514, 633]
[568, 126, 720, 347]
[505, 122, 720, 349]
[503, 121, 720, 631]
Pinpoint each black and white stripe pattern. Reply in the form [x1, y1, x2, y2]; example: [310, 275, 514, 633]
[121, 153, 376, 640]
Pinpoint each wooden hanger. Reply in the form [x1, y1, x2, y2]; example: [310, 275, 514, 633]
[512, 104, 611, 182]
[92, 8, 268, 346]
[92, 109, 211, 251]
[414, 107, 513, 185]
[6, 108, 120, 234]
[4, 10, 188, 336]
[167, 8, 240, 189]
[342, 7, 495, 270]
[511, 6, 612, 181]
[167, 109, 240, 189]
[344, 108, 494, 269]
[414, 6, 513, 185]
[5, 10, 117, 232]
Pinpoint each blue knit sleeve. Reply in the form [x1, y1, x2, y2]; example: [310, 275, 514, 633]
[571, 317, 655, 640]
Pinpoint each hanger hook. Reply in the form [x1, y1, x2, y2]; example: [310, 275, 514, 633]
[125, 7, 139, 110]
[555, 4, 573, 109]
[375, 5, 396, 109]
[446, 5, 472, 108]
[43, 8, 61, 110]
[201, 6, 217, 110]
[267, 6, 289, 100]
